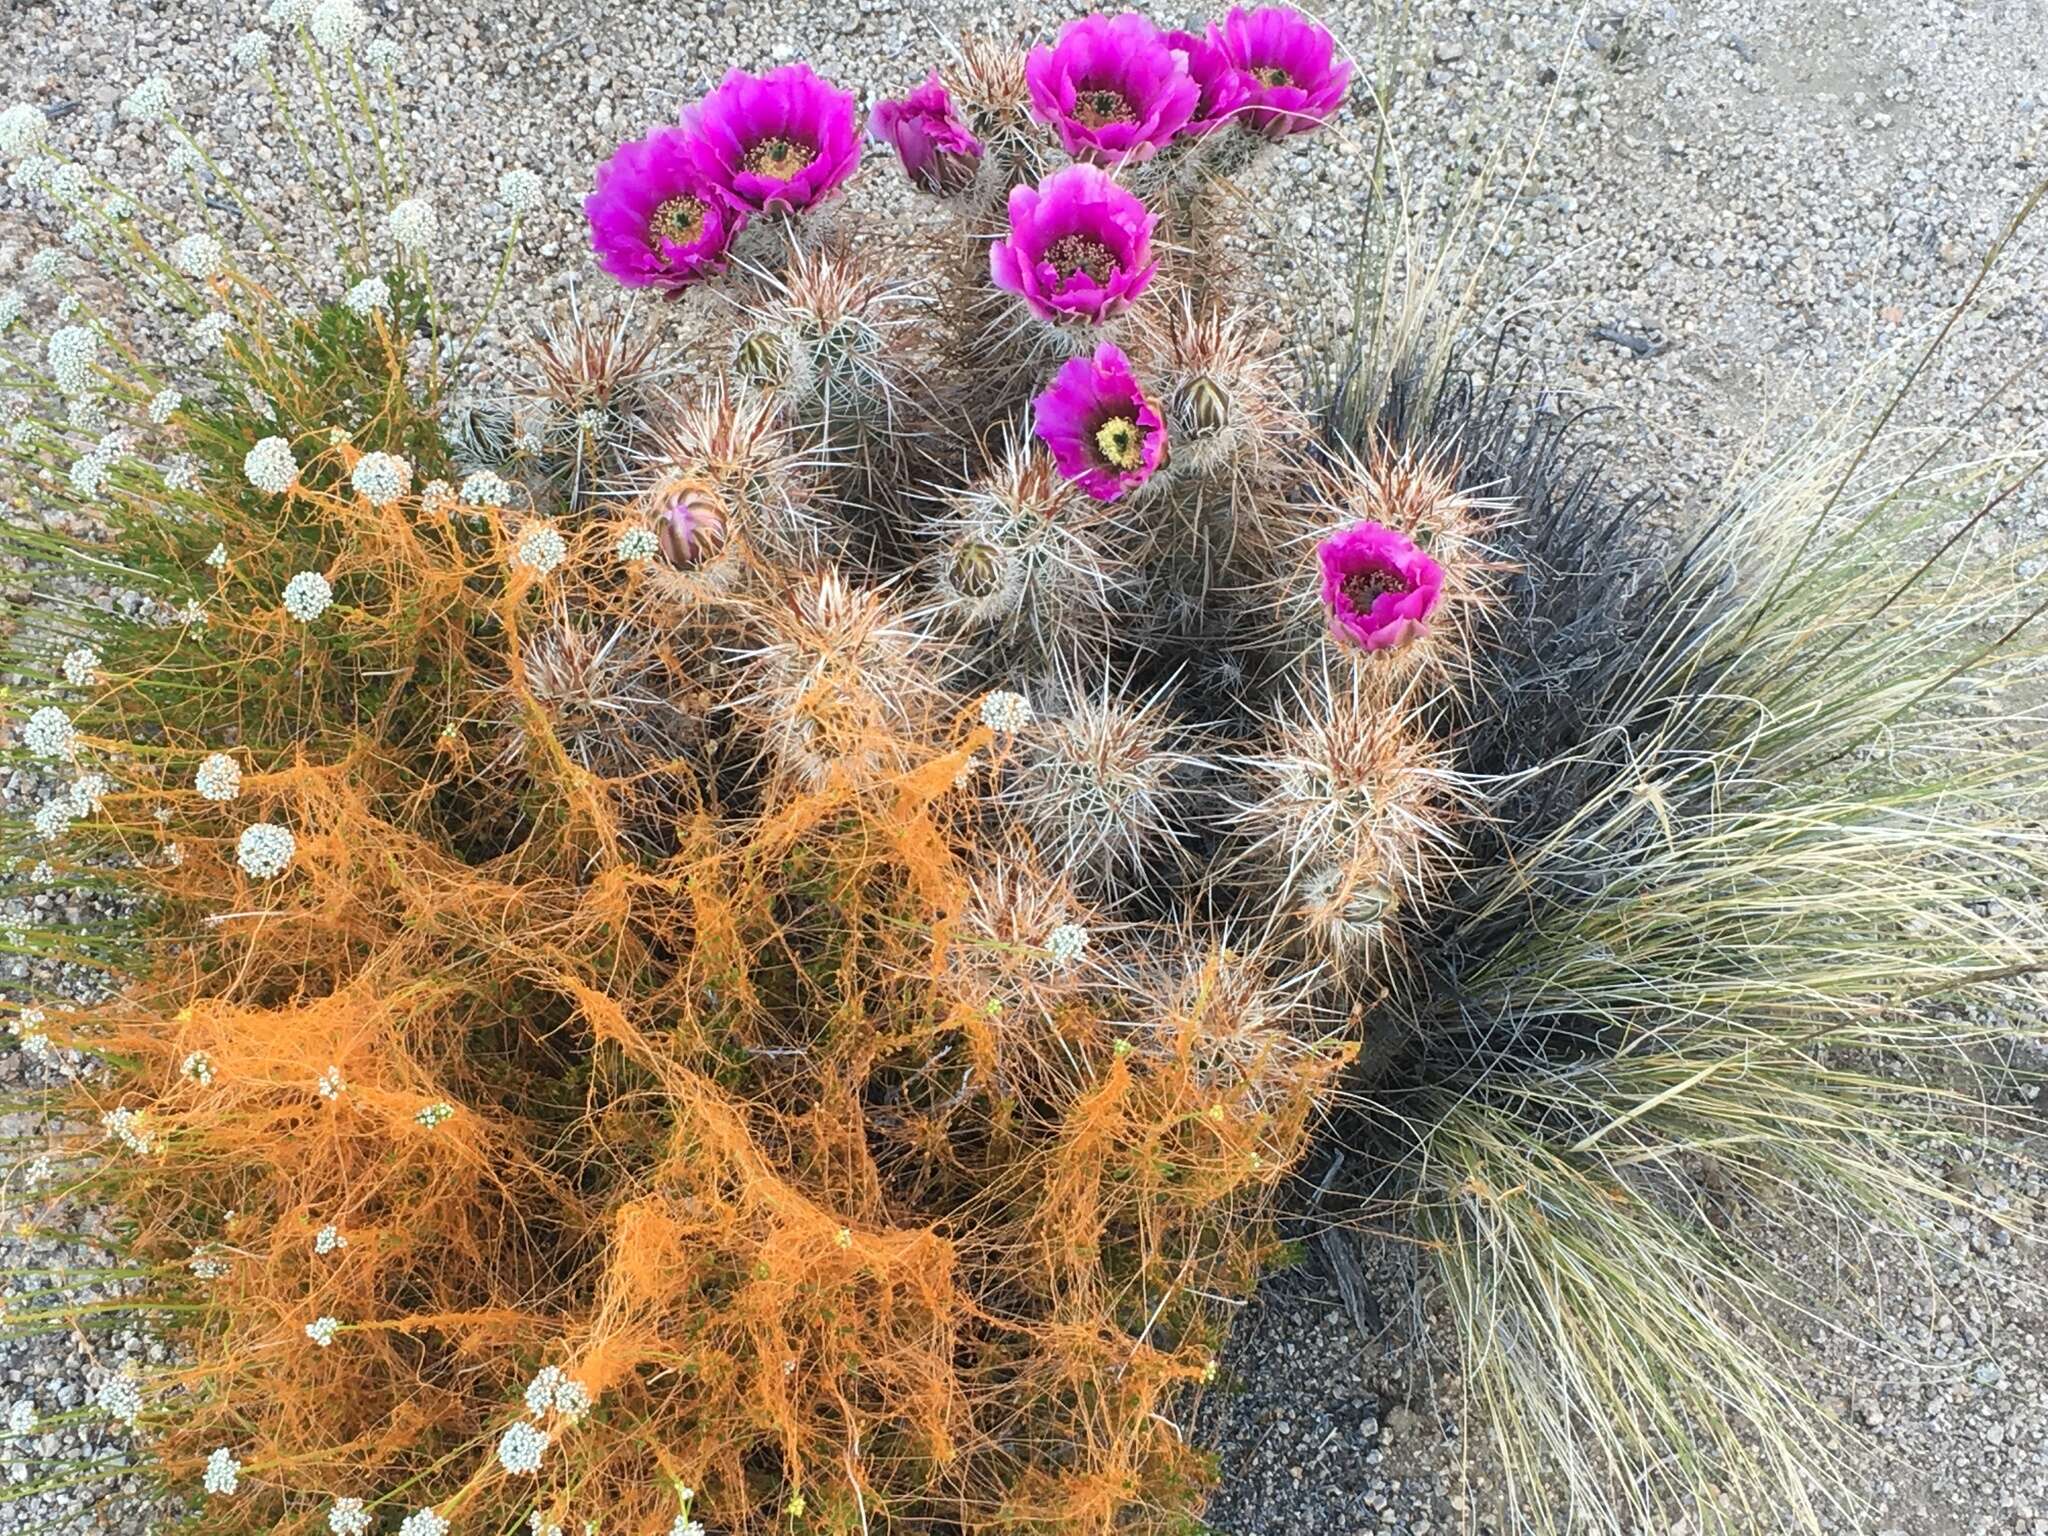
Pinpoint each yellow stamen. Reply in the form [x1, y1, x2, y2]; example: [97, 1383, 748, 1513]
[742, 136, 818, 182]
[1095, 415, 1147, 472]
[649, 195, 707, 250]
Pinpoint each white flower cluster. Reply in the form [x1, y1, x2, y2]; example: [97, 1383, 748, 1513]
[388, 197, 438, 252]
[166, 141, 204, 178]
[305, 1315, 341, 1348]
[979, 691, 1033, 733]
[329, 1499, 372, 1536]
[317, 1064, 346, 1099]
[363, 38, 401, 71]
[522, 1365, 592, 1422]
[120, 77, 175, 124]
[180, 1051, 215, 1086]
[101, 1105, 157, 1154]
[189, 1249, 231, 1280]
[70, 772, 108, 815]
[45, 325, 98, 396]
[207, 542, 229, 568]
[614, 527, 659, 564]
[514, 524, 567, 576]
[343, 276, 389, 316]
[203, 1447, 241, 1496]
[0, 103, 47, 159]
[243, 435, 298, 493]
[96, 1374, 144, 1427]
[309, 0, 370, 52]
[148, 386, 182, 423]
[283, 570, 334, 622]
[267, 0, 315, 24]
[497, 1420, 548, 1475]
[8, 158, 55, 194]
[236, 822, 295, 878]
[398, 1510, 449, 1536]
[190, 311, 234, 353]
[230, 31, 273, 71]
[1044, 922, 1090, 968]
[668, 1518, 705, 1536]
[194, 751, 242, 801]
[498, 168, 544, 214]
[61, 646, 100, 687]
[0, 289, 23, 330]
[459, 471, 511, 507]
[6, 1400, 36, 1436]
[530, 1515, 564, 1536]
[415, 1100, 454, 1128]
[171, 233, 225, 280]
[22, 705, 75, 760]
[68, 451, 111, 499]
[351, 451, 412, 505]
[314, 1222, 346, 1254]
[26, 248, 64, 284]
[163, 454, 202, 492]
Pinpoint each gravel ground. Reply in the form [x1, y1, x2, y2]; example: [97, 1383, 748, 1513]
[3, 1, 2046, 1533]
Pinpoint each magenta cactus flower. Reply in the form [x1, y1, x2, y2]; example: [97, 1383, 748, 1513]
[1025, 12, 1199, 164]
[586, 127, 745, 290]
[989, 164, 1158, 327]
[682, 63, 862, 215]
[1317, 521, 1445, 652]
[1165, 28, 1254, 137]
[1206, 6, 1353, 139]
[1032, 343, 1167, 502]
[869, 73, 984, 196]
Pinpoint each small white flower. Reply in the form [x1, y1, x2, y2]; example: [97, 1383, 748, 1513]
[0, 103, 48, 159]
[329, 1500, 372, 1536]
[513, 524, 567, 576]
[0, 289, 23, 330]
[16, 1008, 46, 1032]
[45, 324, 99, 396]
[68, 452, 111, 499]
[1045, 922, 1089, 968]
[498, 169, 544, 214]
[206, 542, 228, 568]
[243, 435, 298, 494]
[171, 233, 225, 280]
[102, 1106, 158, 1154]
[161, 454, 199, 492]
[343, 276, 389, 316]
[496, 1420, 548, 1475]
[6, 1400, 36, 1436]
[8, 157, 55, 193]
[522, 1365, 591, 1422]
[163, 841, 185, 868]
[351, 451, 411, 505]
[96, 1374, 144, 1427]
[60, 647, 98, 687]
[236, 821, 296, 879]
[362, 38, 401, 71]
[68, 772, 109, 816]
[314, 1222, 346, 1254]
[980, 691, 1033, 733]
[180, 1051, 214, 1086]
[120, 77, 176, 124]
[398, 1510, 449, 1536]
[195, 751, 242, 801]
[459, 471, 512, 507]
[309, 0, 370, 52]
[202, 1446, 241, 1496]
[230, 31, 273, 71]
[102, 193, 137, 221]
[668, 1519, 704, 1536]
[317, 1064, 346, 1099]
[26, 248, 64, 284]
[388, 196, 438, 252]
[30, 861, 54, 884]
[148, 386, 182, 423]
[22, 705, 76, 760]
[190, 312, 233, 353]
[614, 527, 659, 564]
[49, 161, 90, 202]
[176, 598, 210, 629]
[305, 1315, 341, 1348]
[283, 570, 334, 622]
[415, 1100, 454, 1128]
[19, 1031, 57, 1065]
[189, 1249, 230, 1279]
[24, 1155, 54, 1187]
[32, 799, 76, 843]
[267, 0, 316, 24]
[165, 141, 204, 178]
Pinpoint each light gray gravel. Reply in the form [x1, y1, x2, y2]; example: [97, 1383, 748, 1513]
[4, 2, 2047, 1534]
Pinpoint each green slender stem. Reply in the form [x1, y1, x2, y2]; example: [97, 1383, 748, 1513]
[446, 217, 524, 377]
